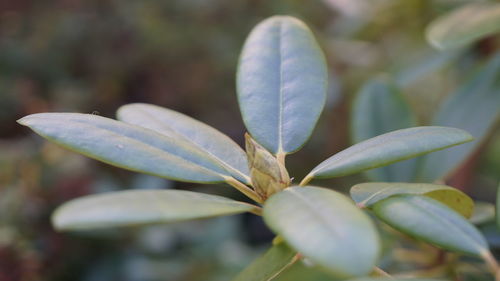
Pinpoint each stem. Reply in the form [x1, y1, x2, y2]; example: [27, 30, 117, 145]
[267, 253, 301, 281]
[299, 175, 312, 186]
[225, 176, 263, 204]
[373, 266, 393, 278]
[249, 206, 263, 216]
[481, 251, 500, 281]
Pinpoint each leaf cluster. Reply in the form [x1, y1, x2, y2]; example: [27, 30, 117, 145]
[18, 15, 499, 281]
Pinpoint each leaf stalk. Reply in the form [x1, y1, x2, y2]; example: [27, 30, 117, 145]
[373, 266, 393, 278]
[225, 176, 263, 204]
[481, 251, 500, 281]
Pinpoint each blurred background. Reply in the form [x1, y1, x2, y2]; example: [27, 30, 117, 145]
[0, 0, 498, 280]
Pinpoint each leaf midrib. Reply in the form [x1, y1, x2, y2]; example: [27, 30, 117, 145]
[313, 127, 471, 176]
[29, 116, 224, 179]
[277, 20, 284, 154]
[287, 189, 342, 238]
[131, 106, 251, 183]
[404, 196, 485, 253]
[360, 185, 433, 206]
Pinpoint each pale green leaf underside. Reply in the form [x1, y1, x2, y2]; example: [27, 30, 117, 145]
[306, 126, 473, 181]
[417, 54, 500, 181]
[53, 190, 259, 230]
[18, 113, 233, 183]
[427, 2, 500, 50]
[263, 186, 380, 278]
[232, 243, 296, 281]
[351, 77, 417, 182]
[237, 16, 328, 154]
[351, 182, 473, 218]
[117, 103, 250, 184]
[372, 195, 488, 257]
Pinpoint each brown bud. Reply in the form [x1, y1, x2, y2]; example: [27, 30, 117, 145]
[245, 133, 290, 200]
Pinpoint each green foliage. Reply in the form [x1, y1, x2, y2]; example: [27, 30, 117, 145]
[236, 16, 328, 155]
[17, 113, 229, 183]
[302, 126, 472, 184]
[417, 54, 500, 181]
[351, 77, 417, 182]
[117, 103, 251, 184]
[232, 243, 297, 281]
[53, 190, 260, 230]
[354, 53, 500, 184]
[426, 2, 500, 50]
[18, 15, 497, 281]
[351, 182, 473, 218]
[263, 186, 380, 277]
[372, 195, 488, 257]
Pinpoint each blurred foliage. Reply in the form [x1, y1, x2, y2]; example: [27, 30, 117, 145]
[0, 0, 498, 280]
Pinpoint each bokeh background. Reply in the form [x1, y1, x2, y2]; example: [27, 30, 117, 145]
[0, 0, 498, 280]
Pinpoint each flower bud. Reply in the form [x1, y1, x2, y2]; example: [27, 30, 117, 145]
[245, 133, 290, 200]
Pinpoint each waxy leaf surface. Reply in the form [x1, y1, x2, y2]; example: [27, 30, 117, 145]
[232, 243, 296, 281]
[53, 190, 259, 230]
[373, 195, 488, 257]
[305, 126, 473, 182]
[418, 54, 500, 181]
[427, 2, 500, 50]
[18, 113, 234, 183]
[117, 103, 250, 184]
[351, 182, 473, 218]
[263, 186, 380, 277]
[352, 77, 417, 182]
[237, 16, 328, 155]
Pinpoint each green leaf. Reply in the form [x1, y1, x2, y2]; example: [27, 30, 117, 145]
[351, 182, 473, 218]
[372, 195, 489, 257]
[418, 54, 500, 181]
[18, 113, 234, 183]
[263, 186, 380, 277]
[394, 49, 461, 87]
[117, 103, 250, 184]
[53, 190, 259, 230]
[470, 202, 495, 225]
[303, 126, 473, 183]
[237, 16, 328, 155]
[232, 243, 297, 281]
[351, 77, 417, 182]
[426, 2, 500, 50]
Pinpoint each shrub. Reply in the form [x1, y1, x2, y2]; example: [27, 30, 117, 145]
[18, 15, 497, 280]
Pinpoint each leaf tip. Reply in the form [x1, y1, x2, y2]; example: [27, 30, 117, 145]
[50, 209, 68, 232]
[265, 15, 303, 24]
[17, 115, 33, 126]
[455, 128, 475, 144]
[425, 27, 447, 50]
